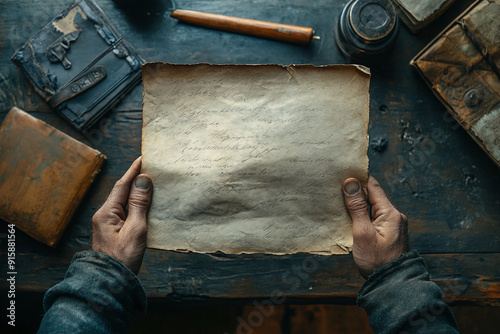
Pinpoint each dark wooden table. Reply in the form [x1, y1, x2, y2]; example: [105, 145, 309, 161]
[1, 0, 499, 306]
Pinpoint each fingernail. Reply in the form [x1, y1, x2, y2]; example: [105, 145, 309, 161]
[344, 180, 360, 195]
[135, 176, 151, 190]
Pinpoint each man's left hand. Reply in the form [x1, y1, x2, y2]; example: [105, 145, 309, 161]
[91, 157, 153, 275]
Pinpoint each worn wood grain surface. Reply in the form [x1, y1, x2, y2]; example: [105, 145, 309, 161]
[0, 0, 499, 305]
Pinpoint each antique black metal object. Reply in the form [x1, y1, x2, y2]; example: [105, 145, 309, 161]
[335, 0, 400, 64]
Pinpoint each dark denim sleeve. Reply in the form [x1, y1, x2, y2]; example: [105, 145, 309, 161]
[38, 250, 147, 334]
[357, 250, 459, 334]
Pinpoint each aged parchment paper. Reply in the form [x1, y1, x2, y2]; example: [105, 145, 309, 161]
[142, 64, 369, 255]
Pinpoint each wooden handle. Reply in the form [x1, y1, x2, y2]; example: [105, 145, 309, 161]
[171, 9, 314, 45]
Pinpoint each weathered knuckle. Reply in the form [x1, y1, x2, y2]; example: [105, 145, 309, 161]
[114, 178, 127, 190]
[92, 211, 104, 226]
[128, 194, 151, 208]
[371, 179, 382, 190]
[389, 210, 403, 223]
[347, 197, 368, 213]
[376, 205, 392, 217]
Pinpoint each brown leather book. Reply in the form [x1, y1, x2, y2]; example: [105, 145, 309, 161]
[0, 107, 106, 247]
[411, 0, 500, 168]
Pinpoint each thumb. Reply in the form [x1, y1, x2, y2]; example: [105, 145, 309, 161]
[127, 174, 153, 221]
[343, 178, 373, 238]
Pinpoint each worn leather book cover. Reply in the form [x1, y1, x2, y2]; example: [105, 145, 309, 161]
[0, 107, 106, 247]
[411, 0, 500, 168]
[10, 0, 144, 131]
[391, 0, 456, 33]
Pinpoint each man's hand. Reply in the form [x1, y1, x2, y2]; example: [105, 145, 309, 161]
[343, 175, 409, 279]
[92, 157, 153, 275]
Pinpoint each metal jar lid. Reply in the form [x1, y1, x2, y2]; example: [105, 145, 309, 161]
[350, 0, 398, 41]
[335, 0, 400, 64]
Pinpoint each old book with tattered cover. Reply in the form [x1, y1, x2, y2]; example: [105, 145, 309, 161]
[11, 0, 144, 131]
[0, 107, 106, 247]
[411, 0, 500, 168]
[391, 0, 456, 33]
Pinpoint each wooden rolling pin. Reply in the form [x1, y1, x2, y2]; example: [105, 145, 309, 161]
[170, 9, 319, 45]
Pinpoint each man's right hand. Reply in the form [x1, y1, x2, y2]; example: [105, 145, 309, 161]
[343, 176, 409, 279]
